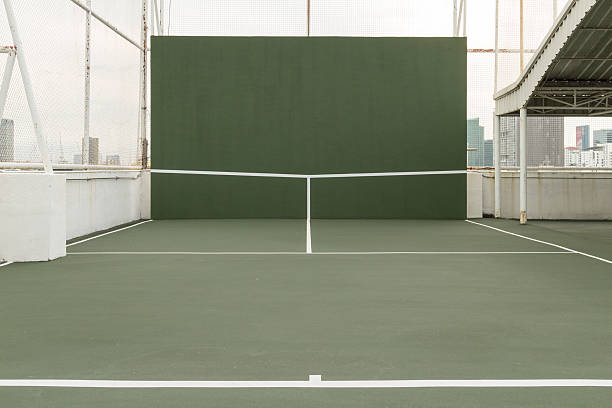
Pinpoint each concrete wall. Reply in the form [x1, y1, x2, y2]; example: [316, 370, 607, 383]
[467, 172, 483, 219]
[479, 169, 612, 220]
[65, 170, 150, 240]
[0, 173, 66, 262]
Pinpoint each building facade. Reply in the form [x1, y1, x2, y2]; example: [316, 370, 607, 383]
[483, 139, 493, 167]
[576, 125, 590, 149]
[564, 147, 580, 167]
[500, 116, 564, 167]
[467, 118, 485, 167]
[594, 129, 612, 145]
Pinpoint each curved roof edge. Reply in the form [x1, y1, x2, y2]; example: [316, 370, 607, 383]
[494, 0, 600, 116]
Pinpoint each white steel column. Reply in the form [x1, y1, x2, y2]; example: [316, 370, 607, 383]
[0, 50, 16, 122]
[494, 114, 501, 218]
[82, 0, 91, 165]
[2, 0, 52, 173]
[519, 108, 527, 224]
[138, 0, 148, 167]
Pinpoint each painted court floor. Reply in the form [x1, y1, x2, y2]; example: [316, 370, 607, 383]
[1, 219, 611, 407]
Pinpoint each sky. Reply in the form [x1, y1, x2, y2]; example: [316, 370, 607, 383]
[0, 0, 610, 164]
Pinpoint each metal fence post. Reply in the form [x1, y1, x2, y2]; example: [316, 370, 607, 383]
[83, 0, 91, 165]
[138, 0, 148, 168]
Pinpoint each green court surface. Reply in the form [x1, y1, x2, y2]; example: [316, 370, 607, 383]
[1, 219, 612, 406]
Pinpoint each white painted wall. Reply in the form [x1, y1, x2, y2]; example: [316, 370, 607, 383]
[65, 170, 150, 240]
[467, 172, 483, 219]
[0, 173, 66, 262]
[479, 169, 612, 220]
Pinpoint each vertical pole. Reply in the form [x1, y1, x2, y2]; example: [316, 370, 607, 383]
[494, 0, 499, 93]
[462, 0, 467, 37]
[152, 0, 162, 36]
[3, 0, 52, 173]
[553, 0, 558, 20]
[307, 0, 310, 37]
[453, 0, 457, 36]
[138, 0, 148, 168]
[456, 0, 465, 37]
[83, 0, 91, 165]
[150, 0, 155, 36]
[306, 177, 312, 254]
[160, 0, 164, 34]
[0, 51, 16, 122]
[494, 114, 501, 218]
[520, 0, 524, 72]
[519, 108, 527, 224]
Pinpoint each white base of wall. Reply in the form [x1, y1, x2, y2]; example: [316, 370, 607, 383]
[0, 173, 66, 262]
[65, 170, 150, 240]
[467, 172, 483, 219]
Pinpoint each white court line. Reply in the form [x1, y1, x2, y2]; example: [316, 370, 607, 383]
[66, 220, 152, 248]
[0, 261, 14, 268]
[466, 220, 612, 265]
[1, 377, 612, 388]
[66, 251, 572, 255]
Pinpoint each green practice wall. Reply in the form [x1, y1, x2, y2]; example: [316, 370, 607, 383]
[152, 36, 466, 219]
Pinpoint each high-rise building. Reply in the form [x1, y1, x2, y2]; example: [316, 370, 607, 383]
[602, 143, 612, 167]
[0, 119, 15, 162]
[499, 116, 564, 167]
[81, 137, 100, 165]
[581, 147, 605, 168]
[73, 154, 82, 164]
[594, 129, 612, 145]
[576, 125, 590, 150]
[564, 147, 580, 167]
[467, 118, 484, 167]
[483, 139, 493, 167]
[106, 154, 121, 165]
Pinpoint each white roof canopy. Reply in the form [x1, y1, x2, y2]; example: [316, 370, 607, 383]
[495, 0, 612, 117]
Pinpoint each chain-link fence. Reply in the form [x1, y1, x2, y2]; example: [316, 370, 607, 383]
[1, 0, 610, 170]
[160, 0, 612, 170]
[0, 0, 142, 169]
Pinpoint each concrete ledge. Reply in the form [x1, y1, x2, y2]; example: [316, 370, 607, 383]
[0, 172, 66, 262]
[480, 169, 612, 220]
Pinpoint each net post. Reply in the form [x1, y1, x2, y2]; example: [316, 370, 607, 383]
[519, 108, 527, 225]
[306, 176, 312, 254]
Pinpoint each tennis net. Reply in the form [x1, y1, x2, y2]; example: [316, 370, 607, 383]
[151, 169, 467, 253]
